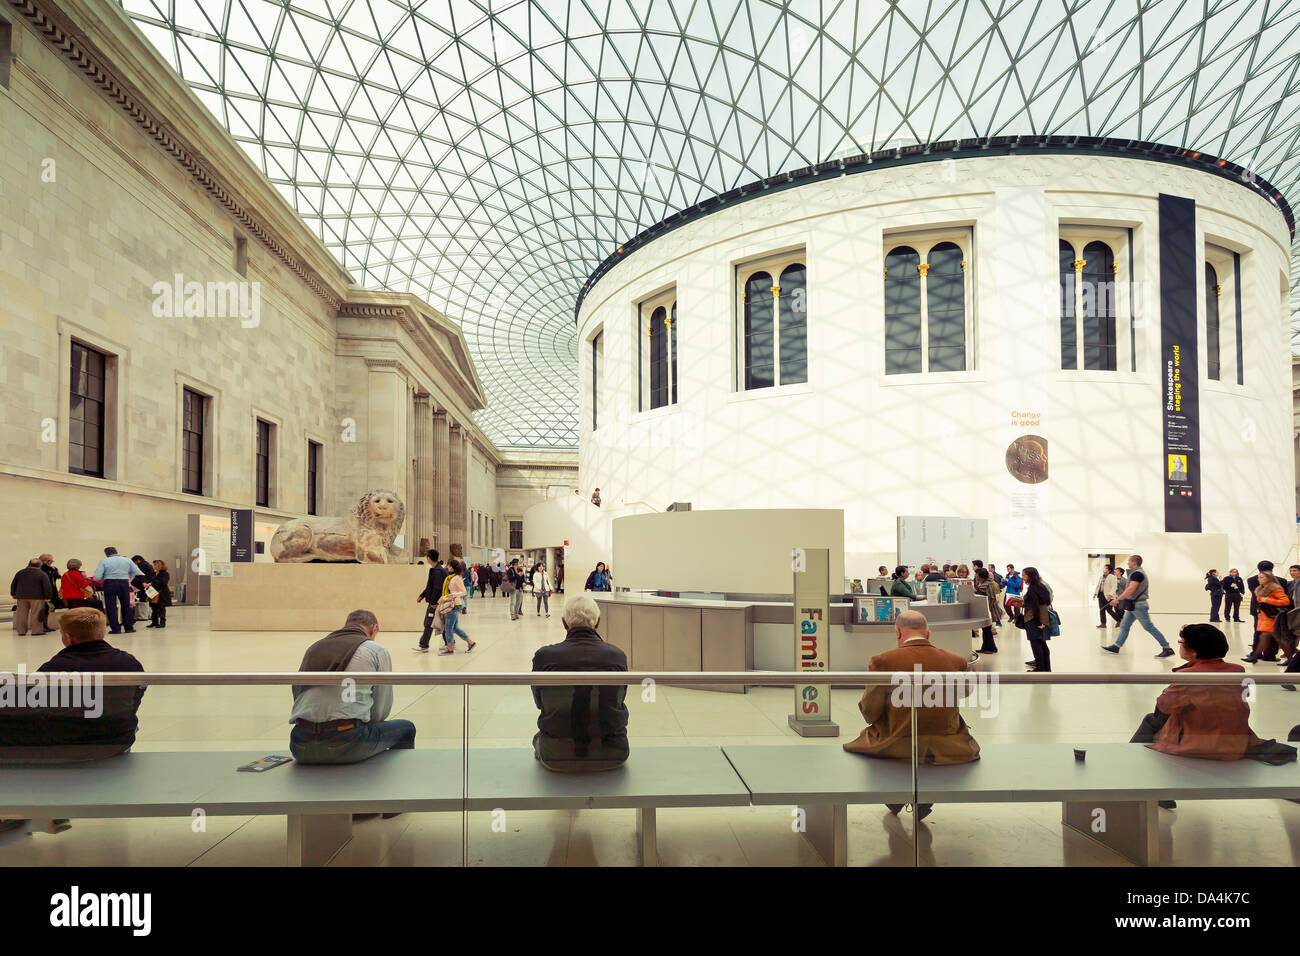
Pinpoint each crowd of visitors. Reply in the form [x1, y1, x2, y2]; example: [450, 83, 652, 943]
[8, 548, 172, 637]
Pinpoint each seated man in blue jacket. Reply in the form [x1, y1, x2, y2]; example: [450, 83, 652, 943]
[530, 594, 629, 772]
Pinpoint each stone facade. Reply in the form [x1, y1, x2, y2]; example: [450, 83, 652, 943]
[0, 0, 575, 598]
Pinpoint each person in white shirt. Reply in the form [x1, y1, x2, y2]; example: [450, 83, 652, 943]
[533, 562, 553, 618]
[1094, 565, 1121, 628]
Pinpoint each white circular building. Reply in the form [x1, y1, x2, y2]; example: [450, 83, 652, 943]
[576, 142, 1295, 606]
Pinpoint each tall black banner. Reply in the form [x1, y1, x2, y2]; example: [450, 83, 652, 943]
[1158, 193, 1201, 532]
[230, 508, 254, 562]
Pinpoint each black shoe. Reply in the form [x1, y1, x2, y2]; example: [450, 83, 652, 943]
[916, 804, 934, 821]
[1259, 656, 1280, 663]
[1101, 644, 1120, 653]
[1283, 684, 1297, 692]
[1242, 655, 1259, 663]
[1155, 647, 1175, 658]
[1025, 660, 1037, 666]
[1158, 800, 1177, 810]
[145, 624, 156, 628]
[885, 803, 903, 815]
[979, 648, 998, 654]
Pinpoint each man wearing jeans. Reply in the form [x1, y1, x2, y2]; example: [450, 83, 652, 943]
[1102, 555, 1175, 658]
[508, 558, 526, 621]
[289, 609, 416, 763]
[90, 547, 140, 635]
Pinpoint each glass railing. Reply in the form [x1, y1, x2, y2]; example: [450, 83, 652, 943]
[2, 670, 1297, 866]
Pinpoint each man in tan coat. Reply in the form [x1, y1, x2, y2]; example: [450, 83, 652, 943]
[843, 610, 980, 819]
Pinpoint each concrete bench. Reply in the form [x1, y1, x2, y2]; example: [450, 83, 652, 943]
[0, 745, 752, 866]
[723, 742, 1300, 865]
[0, 750, 461, 866]
[467, 746, 752, 865]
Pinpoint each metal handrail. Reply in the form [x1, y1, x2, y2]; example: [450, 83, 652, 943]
[7, 670, 1297, 686]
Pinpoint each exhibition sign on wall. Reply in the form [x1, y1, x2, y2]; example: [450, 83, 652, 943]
[896, 516, 990, 568]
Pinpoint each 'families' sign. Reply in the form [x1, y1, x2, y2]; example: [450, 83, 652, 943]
[789, 547, 838, 737]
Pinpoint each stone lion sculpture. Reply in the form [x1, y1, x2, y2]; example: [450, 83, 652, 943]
[270, 490, 406, 564]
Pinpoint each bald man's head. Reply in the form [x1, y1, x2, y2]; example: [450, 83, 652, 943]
[895, 610, 929, 642]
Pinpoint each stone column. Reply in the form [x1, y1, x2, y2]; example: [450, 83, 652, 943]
[449, 421, 466, 554]
[413, 392, 433, 555]
[433, 409, 451, 555]
[364, 361, 408, 554]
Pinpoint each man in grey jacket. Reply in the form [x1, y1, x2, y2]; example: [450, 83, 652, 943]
[10, 558, 53, 636]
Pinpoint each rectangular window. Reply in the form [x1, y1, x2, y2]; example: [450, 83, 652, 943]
[0, 21, 12, 92]
[235, 235, 249, 277]
[255, 419, 271, 507]
[307, 440, 321, 515]
[69, 342, 106, 478]
[182, 388, 206, 495]
[509, 520, 523, 550]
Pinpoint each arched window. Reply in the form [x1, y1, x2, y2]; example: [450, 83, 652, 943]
[884, 246, 922, 374]
[743, 270, 775, 389]
[779, 263, 808, 384]
[670, 301, 678, 403]
[1081, 241, 1116, 370]
[1059, 240, 1077, 369]
[649, 306, 669, 408]
[637, 288, 677, 410]
[1205, 262, 1220, 381]
[926, 242, 965, 371]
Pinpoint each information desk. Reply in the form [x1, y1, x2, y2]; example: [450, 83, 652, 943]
[592, 592, 990, 692]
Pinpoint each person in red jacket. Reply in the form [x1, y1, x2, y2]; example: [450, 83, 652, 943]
[59, 558, 93, 609]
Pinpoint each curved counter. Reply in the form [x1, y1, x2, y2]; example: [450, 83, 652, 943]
[592, 591, 990, 692]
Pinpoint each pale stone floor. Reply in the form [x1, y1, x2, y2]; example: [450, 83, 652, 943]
[4, 592, 1300, 866]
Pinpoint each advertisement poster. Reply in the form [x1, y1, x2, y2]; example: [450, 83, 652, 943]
[1159, 193, 1202, 532]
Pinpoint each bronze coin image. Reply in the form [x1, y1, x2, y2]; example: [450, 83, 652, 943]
[1005, 434, 1048, 484]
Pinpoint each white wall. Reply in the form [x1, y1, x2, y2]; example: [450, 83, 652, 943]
[522, 495, 612, 591]
[577, 155, 1294, 607]
[611, 508, 845, 594]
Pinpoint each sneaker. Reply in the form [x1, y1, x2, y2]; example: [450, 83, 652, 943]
[1096, 624, 1107, 629]
[437, 647, 454, 656]
[1155, 647, 1175, 658]
[412, 646, 428, 653]
[465, 640, 476, 652]
[1101, 644, 1120, 653]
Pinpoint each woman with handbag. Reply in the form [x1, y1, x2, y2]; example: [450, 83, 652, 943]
[59, 558, 94, 609]
[1249, 572, 1291, 663]
[973, 567, 1000, 654]
[146, 559, 171, 628]
[1021, 566, 1055, 672]
[436, 558, 475, 655]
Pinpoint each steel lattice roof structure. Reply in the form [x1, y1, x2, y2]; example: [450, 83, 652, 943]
[120, 0, 1300, 449]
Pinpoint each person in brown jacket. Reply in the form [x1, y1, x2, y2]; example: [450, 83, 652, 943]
[843, 609, 980, 820]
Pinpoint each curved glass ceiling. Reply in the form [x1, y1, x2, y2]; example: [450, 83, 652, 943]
[121, 0, 1300, 448]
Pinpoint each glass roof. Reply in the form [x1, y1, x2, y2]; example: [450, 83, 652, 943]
[121, 0, 1300, 448]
